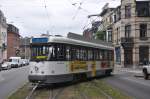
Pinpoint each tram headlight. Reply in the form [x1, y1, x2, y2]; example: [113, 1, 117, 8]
[41, 71, 44, 74]
[51, 70, 55, 74]
[34, 66, 39, 72]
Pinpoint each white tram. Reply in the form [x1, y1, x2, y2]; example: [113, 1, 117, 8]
[28, 36, 114, 84]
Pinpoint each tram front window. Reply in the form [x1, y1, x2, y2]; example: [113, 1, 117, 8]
[31, 44, 66, 61]
[31, 45, 55, 61]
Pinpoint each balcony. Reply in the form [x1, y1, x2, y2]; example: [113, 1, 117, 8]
[121, 37, 134, 48]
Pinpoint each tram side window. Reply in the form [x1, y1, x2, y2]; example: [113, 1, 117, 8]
[71, 47, 75, 60]
[79, 48, 84, 61]
[88, 49, 93, 60]
[95, 49, 100, 60]
[108, 50, 113, 61]
[66, 46, 71, 61]
[79, 48, 87, 61]
[101, 50, 104, 60]
[101, 50, 108, 61]
[70, 46, 88, 61]
[104, 50, 108, 60]
[99, 51, 103, 60]
[56, 44, 66, 61]
[83, 48, 87, 61]
[47, 45, 56, 61]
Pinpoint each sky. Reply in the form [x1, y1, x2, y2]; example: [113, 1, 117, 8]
[0, 0, 120, 37]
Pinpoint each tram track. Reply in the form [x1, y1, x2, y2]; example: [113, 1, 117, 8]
[74, 84, 89, 99]
[49, 86, 66, 99]
[25, 80, 113, 99]
[91, 80, 113, 99]
[25, 83, 39, 99]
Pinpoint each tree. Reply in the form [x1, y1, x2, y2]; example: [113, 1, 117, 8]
[96, 31, 105, 41]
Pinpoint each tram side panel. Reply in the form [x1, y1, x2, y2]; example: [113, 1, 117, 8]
[29, 60, 113, 83]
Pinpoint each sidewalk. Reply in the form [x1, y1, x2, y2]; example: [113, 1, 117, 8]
[113, 66, 142, 74]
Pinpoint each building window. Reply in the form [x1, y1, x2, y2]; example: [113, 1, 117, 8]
[140, 24, 147, 38]
[114, 14, 116, 23]
[116, 27, 120, 44]
[108, 30, 112, 42]
[125, 5, 131, 18]
[125, 25, 131, 38]
[139, 46, 149, 64]
[115, 47, 121, 64]
[136, 2, 150, 17]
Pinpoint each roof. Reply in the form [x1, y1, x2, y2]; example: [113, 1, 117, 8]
[31, 36, 114, 50]
[50, 37, 113, 50]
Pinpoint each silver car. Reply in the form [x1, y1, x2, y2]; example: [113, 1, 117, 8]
[1, 62, 11, 70]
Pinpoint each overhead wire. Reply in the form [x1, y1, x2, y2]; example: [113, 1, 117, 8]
[43, 0, 53, 35]
[82, 16, 100, 30]
[81, 0, 119, 31]
[69, 0, 90, 20]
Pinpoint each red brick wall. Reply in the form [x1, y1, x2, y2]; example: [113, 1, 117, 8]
[7, 32, 20, 59]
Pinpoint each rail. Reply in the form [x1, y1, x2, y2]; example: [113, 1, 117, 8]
[25, 83, 39, 99]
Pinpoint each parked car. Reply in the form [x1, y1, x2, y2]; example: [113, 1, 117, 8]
[143, 63, 150, 80]
[21, 59, 29, 66]
[9, 57, 22, 68]
[0, 63, 2, 71]
[1, 62, 11, 70]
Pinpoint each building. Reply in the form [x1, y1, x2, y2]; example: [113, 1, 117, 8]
[83, 21, 101, 39]
[20, 37, 31, 59]
[0, 10, 7, 63]
[7, 24, 20, 59]
[96, 0, 150, 68]
[98, 3, 115, 42]
[113, 0, 150, 67]
[83, 28, 93, 39]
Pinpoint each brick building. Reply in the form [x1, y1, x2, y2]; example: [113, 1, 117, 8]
[7, 24, 20, 59]
[83, 21, 101, 39]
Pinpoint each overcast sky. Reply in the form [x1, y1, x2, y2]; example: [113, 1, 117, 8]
[0, 0, 120, 37]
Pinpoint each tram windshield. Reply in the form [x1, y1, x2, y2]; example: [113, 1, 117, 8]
[31, 44, 66, 61]
[31, 45, 53, 61]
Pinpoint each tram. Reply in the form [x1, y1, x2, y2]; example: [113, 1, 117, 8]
[28, 36, 114, 84]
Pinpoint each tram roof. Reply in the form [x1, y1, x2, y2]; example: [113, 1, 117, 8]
[31, 36, 114, 50]
[51, 36, 114, 50]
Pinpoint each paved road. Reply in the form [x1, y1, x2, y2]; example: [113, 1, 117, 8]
[105, 72, 150, 99]
[0, 66, 29, 99]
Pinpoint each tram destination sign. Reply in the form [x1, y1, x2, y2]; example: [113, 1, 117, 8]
[32, 38, 48, 43]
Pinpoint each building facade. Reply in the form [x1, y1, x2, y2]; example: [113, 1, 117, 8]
[20, 37, 31, 59]
[96, 0, 150, 67]
[0, 10, 7, 63]
[113, 0, 150, 67]
[7, 24, 20, 59]
[98, 3, 114, 42]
